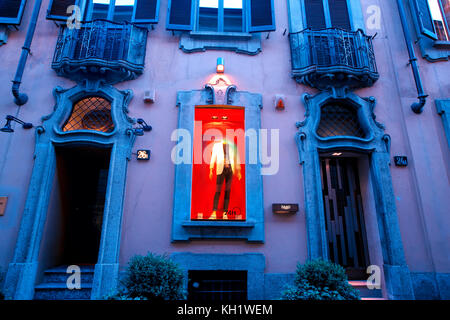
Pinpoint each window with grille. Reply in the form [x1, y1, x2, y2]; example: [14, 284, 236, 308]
[317, 103, 365, 138]
[62, 97, 114, 133]
[188, 270, 247, 301]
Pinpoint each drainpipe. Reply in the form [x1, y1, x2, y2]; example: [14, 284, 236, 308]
[11, 0, 43, 106]
[396, 0, 428, 114]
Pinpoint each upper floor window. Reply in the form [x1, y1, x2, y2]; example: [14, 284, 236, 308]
[88, 0, 134, 22]
[0, 0, 27, 25]
[428, 0, 449, 41]
[46, 0, 160, 24]
[167, 0, 275, 33]
[303, 0, 351, 30]
[412, 0, 450, 41]
[198, 0, 244, 32]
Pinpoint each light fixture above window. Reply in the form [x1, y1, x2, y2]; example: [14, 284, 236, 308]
[216, 57, 225, 73]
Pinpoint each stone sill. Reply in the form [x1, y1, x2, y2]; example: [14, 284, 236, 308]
[182, 220, 255, 228]
[189, 31, 252, 40]
[433, 40, 450, 49]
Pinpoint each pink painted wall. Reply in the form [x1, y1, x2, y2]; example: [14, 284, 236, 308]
[0, 0, 448, 277]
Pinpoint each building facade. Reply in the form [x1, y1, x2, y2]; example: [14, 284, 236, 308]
[0, 0, 449, 300]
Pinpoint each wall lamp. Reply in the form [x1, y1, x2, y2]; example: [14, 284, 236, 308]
[0, 115, 33, 133]
[216, 57, 225, 73]
[133, 118, 152, 136]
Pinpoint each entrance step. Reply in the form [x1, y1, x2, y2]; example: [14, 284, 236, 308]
[349, 280, 384, 299]
[40, 265, 95, 284]
[34, 265, 95, 300]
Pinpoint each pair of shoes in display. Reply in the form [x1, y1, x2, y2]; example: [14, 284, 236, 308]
[209, 211, 228, 220]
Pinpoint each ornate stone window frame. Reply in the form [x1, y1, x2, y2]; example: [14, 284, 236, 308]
[295, 87, 415, 300]
[171, 84, 264, 242]
[436, 99, 450, 149]
[4, 80, 138, 300]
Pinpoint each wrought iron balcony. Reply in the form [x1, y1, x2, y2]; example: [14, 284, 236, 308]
[290, 28, 379, 89]
[52, 20, 148, 84]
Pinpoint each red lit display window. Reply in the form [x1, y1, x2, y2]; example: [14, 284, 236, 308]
[191, 106, 246, 221]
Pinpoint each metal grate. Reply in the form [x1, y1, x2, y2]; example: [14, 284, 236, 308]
[188, 271, 247, 302]
[54, 20, 132, 63]
[317, 103, 366, 138]
[62, 97, 114, 133]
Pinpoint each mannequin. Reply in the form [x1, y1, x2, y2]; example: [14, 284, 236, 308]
[209, 139, 242, 219]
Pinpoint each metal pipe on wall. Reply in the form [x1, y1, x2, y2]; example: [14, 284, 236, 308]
[11, 0, 43, 106]
[396, 0, 428, 114]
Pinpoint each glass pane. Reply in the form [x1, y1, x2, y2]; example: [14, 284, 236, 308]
[428, 0, 450, 40]
[224, 0, 243, 32]
[113, 0, 135, 23]
[92, 0, 111, 20]
[191, 107, 246, 221]
[199, 0, 219, 32]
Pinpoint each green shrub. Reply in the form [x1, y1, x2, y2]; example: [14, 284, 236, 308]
[281, 259, 360, 300]
[111, 253, 186, 301]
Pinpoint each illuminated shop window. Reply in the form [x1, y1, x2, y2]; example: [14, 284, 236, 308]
[62, 96, 114, 133]
[191, 106, 246, 221]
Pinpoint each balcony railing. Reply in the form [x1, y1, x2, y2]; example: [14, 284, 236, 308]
[52, 20, 148, 84]
[290, 28, 379, 89]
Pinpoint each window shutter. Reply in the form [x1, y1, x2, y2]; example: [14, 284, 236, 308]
[47, 0, 79, 21]
[412, 0, 438, 40]
[328, 0, 351, 30]
[304, 0, 326, 30]
[248, 0, 275, 32]
[0, 0, 27, 25]
[133, 0, 160, 23]
[166, 0, 193, 30]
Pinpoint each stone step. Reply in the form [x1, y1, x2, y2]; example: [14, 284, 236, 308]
[349, 280, 383, 299]
[41, 265, 95, 284]
[34, 282, 92, 300]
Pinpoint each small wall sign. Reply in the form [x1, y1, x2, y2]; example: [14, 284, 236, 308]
[272, 203, 299, 214]
[137, 150, 151, 161]
[394, 156, 408, 167]
[0, 197, 8, 216]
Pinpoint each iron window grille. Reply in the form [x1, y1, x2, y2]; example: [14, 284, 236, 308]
[63, 96, 114, 133]
[317, 103, 366, 138]
[188, 270, 247, 301]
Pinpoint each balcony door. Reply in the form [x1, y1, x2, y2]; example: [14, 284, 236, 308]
[87, 0, 136, 22]
[304, 0, 351, 30]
